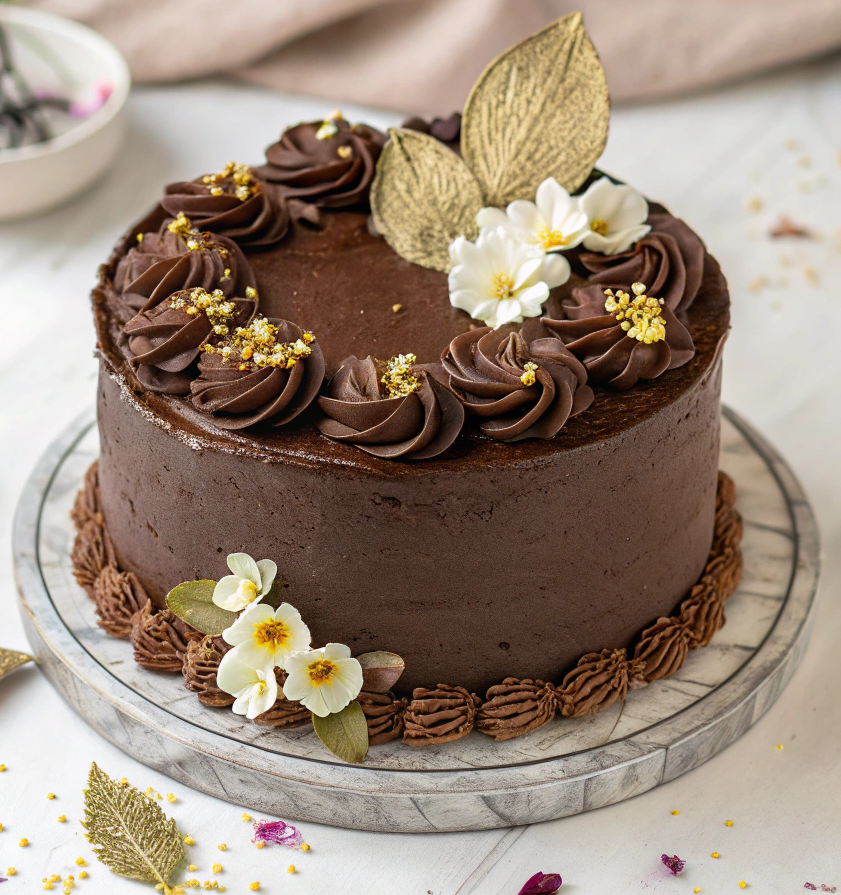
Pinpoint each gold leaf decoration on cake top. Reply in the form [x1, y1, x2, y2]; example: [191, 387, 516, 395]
[370, 128, 483, 272]
[0, 647, 34, 681]
[82, 762, 184, 891]
[461, 12, 609, 205]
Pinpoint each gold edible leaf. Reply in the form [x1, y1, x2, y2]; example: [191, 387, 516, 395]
[0, 647, 34, 680]
[370, 128, 483, 272]
[166, 579, 235, 636]
[312, 701, 369, 764]
[83, 763, 184, 891]
[461, 12, 609, 205]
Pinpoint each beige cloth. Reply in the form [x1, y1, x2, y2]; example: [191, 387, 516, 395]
[28, 0, 841, 112]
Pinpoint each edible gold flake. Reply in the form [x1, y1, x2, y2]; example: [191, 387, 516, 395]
[604, 283, 666, 344]
[244, 286, 257, 299]
[337, 145, 352, 159]
[136, 233, 144, 243]
[201, 162, 260, 202]
[380, 353, 420, 397]
[520, 361, 538, 386]
[392, 303, 402, 313]
[171, 288, 239, 336]
[316, 113, 342, 140]
[203, 317, 314, 370]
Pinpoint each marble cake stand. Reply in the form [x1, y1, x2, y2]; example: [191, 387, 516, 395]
[13, 407, 820, 833]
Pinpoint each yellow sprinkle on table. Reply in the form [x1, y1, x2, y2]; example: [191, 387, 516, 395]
[57, 816, 66, 823]
[776, 744, 784, 750]
[249, 884, 260, 892]
[188, 865, 198, 872]
[287, 865, 296, 874]
[18, 838, 28, 847]
[184, 836, 195, 846]
[50, 875, 61, 883]
[78, 872, 87, 880]
[43, 884, 54, 891]
[0, 823, 3, 832]
[241, 814, 251, 822]
[75, 858, 86, 867]
[300, 843, 310, 852]
[694, 889, 701, 893]
[711, 851, 720, 858]
[725, 819, 734, 827]
[47, 793, 56, 800]
[739, 883, 747, 889]
[119, 777, 128, 787]
[217, 843, 227, 852]
[255, 842, 264, 850]
[6, 868, 16, 876]
[0, 765, 6, 772]
[671, 810, 680, 815]
[166, 793, 177, 803]
[212, 864, 222, 874]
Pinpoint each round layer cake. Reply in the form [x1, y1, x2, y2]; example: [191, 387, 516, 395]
[93, 189, 729, 694]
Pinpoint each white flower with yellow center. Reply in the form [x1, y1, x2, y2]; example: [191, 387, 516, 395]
[448, 227, 569, 330]
[212, 552, 277, 613]
[578, 176, 651, 255]
[475, 177, 589, 252]
[216, 651, 278, 720]
[222, 603, 311, 670]
[282, 643, 364, 718]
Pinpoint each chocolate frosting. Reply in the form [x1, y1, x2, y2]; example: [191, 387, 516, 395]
[316, 356, 465, 460]
[123, 288, 257, 396]
[475, 678, 558, 741]
[577, 213, 706, 314]
[438, 328, 593, 441]
[560, 648, 647, 718]
[112, 225, 255, 319]
[71, 518, 116, 597]
[182, 636, 235, 707]
[254, 670, 312, 728]
[542, 283, 695, 390]
[190, 318, 325, 429]
[403, 685, 481, 746]
[161, 164, 289, 247]
[632, 615, 696, 681]
[93, 565, 151, 640]
[255, 117, 386, 210]
[130, 602, 201, 672]
[71, 461, 103, 530]
[358, 691, 409, 745]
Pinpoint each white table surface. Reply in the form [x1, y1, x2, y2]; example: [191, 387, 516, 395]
[1, 57, 840, 895]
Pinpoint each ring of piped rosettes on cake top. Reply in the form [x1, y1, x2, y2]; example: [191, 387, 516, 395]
[99, 110, 712, 462]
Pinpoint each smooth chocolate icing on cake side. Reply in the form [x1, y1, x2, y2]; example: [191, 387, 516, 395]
[92, 201, 730, 693]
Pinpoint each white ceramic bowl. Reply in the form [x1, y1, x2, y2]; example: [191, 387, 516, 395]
[0, 6, 130, 222]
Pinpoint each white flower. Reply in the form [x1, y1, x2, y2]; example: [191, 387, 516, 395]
[222, 602, 311, 670]
[282, 643, 364, 718]
[212, 553, 277, 613]
[476, 177, 589, 252]
[448, 227, 569, 329]
[578, 176, 651, 255]
[216, 650, 278, 720]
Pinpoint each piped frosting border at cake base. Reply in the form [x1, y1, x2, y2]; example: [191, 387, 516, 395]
[71, 463, 743, 754]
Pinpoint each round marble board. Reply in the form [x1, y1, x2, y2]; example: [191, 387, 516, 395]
[13, 407, 820, 833]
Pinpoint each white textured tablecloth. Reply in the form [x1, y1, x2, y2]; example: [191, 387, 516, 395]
[1, 59, 839, 894]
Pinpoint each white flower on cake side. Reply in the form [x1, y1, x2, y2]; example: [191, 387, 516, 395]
[448, 226, 569, 329]
[577, 176, 651, 254]
[216, 650, 278, 720]
[212, 552, 277, 613]
[476, 177, 589, 252]
[283, 643, 364, 717]
[222, 602, 311, 669]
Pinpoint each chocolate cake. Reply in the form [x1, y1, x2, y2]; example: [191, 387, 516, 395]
[74, 14, 742, 759]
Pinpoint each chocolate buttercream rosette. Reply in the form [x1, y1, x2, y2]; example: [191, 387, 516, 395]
[112, 218, 255, 319]
[255, 114, 386, 210]
[542, 282, 695, 390]
[190, 317, 325, 430]
[438, 328, 593, 441]
[161, 162, 289, 247]
[576, 213, 706, 314]
[316, 354, 465, 460]
[123, 286, 257, 395]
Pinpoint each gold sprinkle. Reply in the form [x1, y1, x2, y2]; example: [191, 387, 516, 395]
[212, 863, 222, 873]
[745, 196, 763, 214]
[75, 858, 86, 867]
[0, 823, 3, 831]
[604, 284, 666, 343]
[204, 316, 314, 370]
[184, 836, 195, 845]
[201, 162, 260, 202]
[50, 876, 61, 883]
[43, 884, 54, 891]
[6, 868, 16, 876]
[47, 793, 56, 800]
[337, 145, 352, 159]
[255, 842, 265, 850]
[287, 865, 296, 874]
[775, 743, 784, 750]
[739, 882, 747, 889]
[725, 819, 734, 827]
[78, 872, 87, 880]
[18, 839, 28, 847]
[241, 813, 251, 822]
[245, 286, 257, 299]
[392, 303, 402, 313]
[170, 287, 238, 334]
[136, 233, 144, 243]
[300, 843, 310, 852]
[694, 888, 701, 893]
[217, 843, 227, 852]
[0, 765, 5, 771]
[380, 353, 420, 398]
[166, 793, 176, 803]
[188, 865, 198, 872]
[804, 267, 819, 285]
[671, 810, 680, 816]
[520, 361, 538, 387]
[57, 815, 66, 823]
[711, 851, 720, 858]
[249, 884, 260, 892]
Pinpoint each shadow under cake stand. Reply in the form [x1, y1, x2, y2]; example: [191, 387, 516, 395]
[13, 407, 820, 833]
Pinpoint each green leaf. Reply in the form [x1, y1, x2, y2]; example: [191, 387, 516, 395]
[165, 580, 236, 636]
[312, 702, 369, 764]
[82, 762, 184, 889]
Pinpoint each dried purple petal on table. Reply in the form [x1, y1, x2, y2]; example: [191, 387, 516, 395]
[518, 871, 562, 894]
[661, 854, 686, 876]
[252, 819, 303, 849]
[804, 885, 817, 891]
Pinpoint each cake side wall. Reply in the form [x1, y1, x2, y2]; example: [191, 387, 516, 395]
[96, 358, 722, 695]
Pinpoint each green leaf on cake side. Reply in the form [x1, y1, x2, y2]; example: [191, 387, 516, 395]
[166, 580, 236, 636]
[370, 128, 483, 272]
[461, 12, 610, 205]
[82, 762, 184, 890]
[356, 650, 405, 694]
[312, 701, 370, 764]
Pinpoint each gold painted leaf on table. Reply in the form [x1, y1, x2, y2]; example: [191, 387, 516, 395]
[83, 762, 184, 890]
[370, 128, 483, 272]
[461, 12, 610, 205]
[0, 647, 34, 681]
